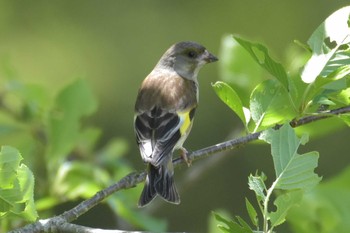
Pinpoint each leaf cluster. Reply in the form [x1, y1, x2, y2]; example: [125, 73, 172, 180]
[214, 7, 350, 133]
[214, 6, 350, 233]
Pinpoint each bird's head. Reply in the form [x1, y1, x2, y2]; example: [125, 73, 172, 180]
[157, 41, 218, 81]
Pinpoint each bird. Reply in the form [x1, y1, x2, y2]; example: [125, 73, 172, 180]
[134, 41, 218, 207]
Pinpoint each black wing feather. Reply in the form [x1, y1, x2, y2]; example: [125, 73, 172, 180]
[135, 106, 181, 167]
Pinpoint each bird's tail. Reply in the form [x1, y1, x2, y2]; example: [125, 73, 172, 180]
[138, 164, 180, 207]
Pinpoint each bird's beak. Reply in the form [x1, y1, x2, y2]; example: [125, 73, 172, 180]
[203, 50, 219, 63]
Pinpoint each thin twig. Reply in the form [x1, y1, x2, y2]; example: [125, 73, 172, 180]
[9, 105, 350, 233]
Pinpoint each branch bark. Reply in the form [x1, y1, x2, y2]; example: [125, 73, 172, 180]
[9, 105, 350, 233]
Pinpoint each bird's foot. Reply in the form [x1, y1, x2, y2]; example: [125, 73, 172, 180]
[180, 147, 192, 167]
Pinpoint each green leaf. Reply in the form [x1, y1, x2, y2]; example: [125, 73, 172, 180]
[16, 164, 37, 221]
[212, 81, 248, 126]
[235, 216, 253, 231]
[250, 80, 297, 129]
[248, 174, 267, 202]
[0, 146, 22, 188]
[0, 146, 37, 221]
[269, 190, 303, 227]
[245, 198, 259, 227]
[301, 6, 350, 83]
[48, 79, 98, 166]
[214, 212, 253, 233]
[315, 97, 336, 106]
[326, 64, 350, 81]
[301, 74, 348, 113]
[234, 36, 289, 90]
[270, 124, 322, 190]
[52, 161, 109, 199]
[219, 35, 264, 104]
[335, 87, 350, 105]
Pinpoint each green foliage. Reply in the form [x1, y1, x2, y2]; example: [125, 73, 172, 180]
[214, 7, 350, 133]
[216, 125, 320, 233]
[250, 80, 296, 130]
[48, 79, 98, 171]
[0, 146, 37, 221]
[214, 212, 254, 233]
[261, 125, 320, 229]
[288, 166, 350, 233]
[214, 6, 350, 233]
[301, 6, 350, 83]
[233, 37, 289, 90]
[1, 4, 350, 233]
[266, 125, 321, 190]
[212, 81, 249, 129]
[245, 198, 258, 227]
[0, 77, 166, 231]
[218, 35, 265, 105]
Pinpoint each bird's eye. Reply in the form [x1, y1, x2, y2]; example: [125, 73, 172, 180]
[187, 51, 197, 58]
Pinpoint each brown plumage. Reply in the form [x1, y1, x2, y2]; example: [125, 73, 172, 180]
[135, 72, 198, 111]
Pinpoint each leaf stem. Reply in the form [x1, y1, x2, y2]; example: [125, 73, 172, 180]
[263, 179, 278, 233]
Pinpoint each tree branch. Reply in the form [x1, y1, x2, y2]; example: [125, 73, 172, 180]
[9, 105, 350, 233]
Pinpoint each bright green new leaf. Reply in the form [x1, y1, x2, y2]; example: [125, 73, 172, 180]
[250, 80, 296, 129]
[335, 87, 350, 104]
[212, 81, 248, 126]
[301, 6, 350, 83]
[48, 79, 98, 165]
[269, 190, 303, 227]
[0, 146, 37, 221]
[270, 124, 321, 190]
[234, 36, 289, 90]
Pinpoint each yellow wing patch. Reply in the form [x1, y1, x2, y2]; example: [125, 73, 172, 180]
[178, 111, 192, 135]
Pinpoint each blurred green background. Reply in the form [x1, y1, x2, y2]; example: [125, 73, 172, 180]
[1, 1, 350, 232]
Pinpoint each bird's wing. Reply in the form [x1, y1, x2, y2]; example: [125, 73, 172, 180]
[135, 108, 176, 166]
[134, 73, 197, 167]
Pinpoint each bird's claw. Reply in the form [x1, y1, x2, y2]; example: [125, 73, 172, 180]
[180, 147, 192, 167]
